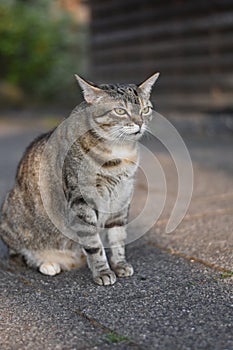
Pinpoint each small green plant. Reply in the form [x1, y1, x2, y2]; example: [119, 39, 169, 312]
[105, 331, 131, 344]
[220, 271, 233, 279]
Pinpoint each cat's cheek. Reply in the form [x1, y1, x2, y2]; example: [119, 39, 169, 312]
[147, 114, 153, 122]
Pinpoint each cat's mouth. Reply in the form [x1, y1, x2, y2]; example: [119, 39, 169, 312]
[124, 125, 144, 136]
[127, 129, 144, 138]
[133, 127, 145, 136]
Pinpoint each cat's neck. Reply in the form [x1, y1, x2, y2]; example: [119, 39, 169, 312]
[110, 142, 138, 159]
[88, 127, 139, 163]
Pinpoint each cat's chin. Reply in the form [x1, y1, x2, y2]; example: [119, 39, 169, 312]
[127, 131, 144, 140]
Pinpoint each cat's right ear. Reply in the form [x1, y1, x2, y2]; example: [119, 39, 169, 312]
[75, 75, 106, 104]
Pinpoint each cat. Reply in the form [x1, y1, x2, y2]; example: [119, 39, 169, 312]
[0, 72, 159, 285]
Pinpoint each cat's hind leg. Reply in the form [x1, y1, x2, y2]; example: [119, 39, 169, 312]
[22, 248, 85, 276]
[39, 262, 61, 276]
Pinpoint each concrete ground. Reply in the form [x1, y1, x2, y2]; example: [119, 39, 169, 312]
[0, 116, 232, 350]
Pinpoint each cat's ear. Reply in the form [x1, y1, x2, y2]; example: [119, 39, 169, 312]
[75, 74, 106, 104]
[138, 72, 160, 98]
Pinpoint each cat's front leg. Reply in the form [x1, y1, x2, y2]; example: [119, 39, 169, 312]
[107, 226, 134, 278]
[70, 202, 116, 285]
[82, 234, 116, 286]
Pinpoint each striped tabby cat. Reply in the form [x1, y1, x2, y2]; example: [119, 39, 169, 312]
[0, 73, 159, 285]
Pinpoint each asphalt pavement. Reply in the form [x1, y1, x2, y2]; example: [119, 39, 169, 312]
[0, 119, 232, 350]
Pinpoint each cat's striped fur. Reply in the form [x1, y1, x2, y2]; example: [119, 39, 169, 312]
[0, 73, 159, 285]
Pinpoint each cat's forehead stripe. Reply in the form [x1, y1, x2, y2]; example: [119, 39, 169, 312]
[99, 83, 141, 104]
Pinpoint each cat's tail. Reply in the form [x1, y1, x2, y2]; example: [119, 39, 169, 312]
[0, 236, 9, 261]
[0, 205, 9, 261]
[0, 220, 9, 262]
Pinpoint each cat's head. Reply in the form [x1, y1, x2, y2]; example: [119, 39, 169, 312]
[75, 73, 159, 142]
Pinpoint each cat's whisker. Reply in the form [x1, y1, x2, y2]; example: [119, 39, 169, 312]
[109, 129, 121, 145]
[109, 127, 127, 146]
[118, 130, 128, 145]
[141, 126, 153, 141]
[109, 129, 121, 137]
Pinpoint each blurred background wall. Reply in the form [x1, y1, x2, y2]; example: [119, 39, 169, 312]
[0, 0, 233, 117]
[89, 0, 233, 115]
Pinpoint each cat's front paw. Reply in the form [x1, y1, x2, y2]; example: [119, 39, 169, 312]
[93, 269, 116, 286]
[112, 261, 134, 278]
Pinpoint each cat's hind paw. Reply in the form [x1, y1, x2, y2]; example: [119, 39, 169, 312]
[112, 261, 134, 278]
[39, 262, 61, 276]
[93, 269, 116, 286]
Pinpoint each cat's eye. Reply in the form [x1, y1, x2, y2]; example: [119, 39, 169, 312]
[141, 106, 151, 115]
[114, 108, 127, 116]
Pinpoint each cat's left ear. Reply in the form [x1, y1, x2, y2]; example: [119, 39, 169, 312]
[138, 72, 160, 98]
[75, 74, 106, 104]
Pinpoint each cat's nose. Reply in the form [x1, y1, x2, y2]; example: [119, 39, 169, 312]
[134, 123, 142, 134]
[135, 119, 143, 129]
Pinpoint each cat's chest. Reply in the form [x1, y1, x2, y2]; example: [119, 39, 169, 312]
[95, 166, 135, 202]
[101, 145, 138, 186]
[107, 144, 139, 172]
[94, 145, 138, 207]
[96, 173, 134, 221]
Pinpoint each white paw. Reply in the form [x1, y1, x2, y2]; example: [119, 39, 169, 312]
[94, 269, 117, 286]
[113, 261, 134, 277]
[39, 262, 61, 276]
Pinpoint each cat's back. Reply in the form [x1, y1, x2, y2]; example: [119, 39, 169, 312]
[0, 129, 56, 251]
[16, 130, 54, 187]
[1, 130, 55, 219]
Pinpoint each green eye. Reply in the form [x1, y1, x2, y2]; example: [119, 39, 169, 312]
[114, 108, 127, 115]
[141, 106, 151, 114]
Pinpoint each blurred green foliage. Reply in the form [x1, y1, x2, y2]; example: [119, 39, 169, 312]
[0, 0, 87, 105]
